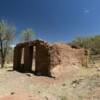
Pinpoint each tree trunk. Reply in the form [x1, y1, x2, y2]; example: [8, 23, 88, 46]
[1, 58, 5, 68]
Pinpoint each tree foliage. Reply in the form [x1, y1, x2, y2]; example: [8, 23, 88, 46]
[21, 28, 35, 42]
[69, 35, 100, 55]
[0, 20, 15, 68]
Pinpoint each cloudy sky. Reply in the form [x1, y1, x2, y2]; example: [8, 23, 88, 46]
[0, 0, 100, 42]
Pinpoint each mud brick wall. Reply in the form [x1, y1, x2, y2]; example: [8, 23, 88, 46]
[49, 43, 85, 68]
[48, 43, 85, 77]
[13, 40, 85, 77]
[35, 41, 51, 76]
[73, 49, 86, 66]
[49, 45, 61, 69]
[49, 43, 73, 68]
[13, 46, 23, 71]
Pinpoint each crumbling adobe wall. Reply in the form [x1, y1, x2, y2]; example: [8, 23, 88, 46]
[13, 42, 35, 72]
[13, 40, 85, 77]
[49, 43, 83, 67]
[35, 40, 51, 76]
[13, 40, 52, 75]
[48, 43, 85, 77]
[73, 48, 86, 66]
[13, 45, 23, 71]
[49, 44, 61, 69]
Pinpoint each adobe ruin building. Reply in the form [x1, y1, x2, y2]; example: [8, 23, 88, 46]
[13, 40, 85, 77]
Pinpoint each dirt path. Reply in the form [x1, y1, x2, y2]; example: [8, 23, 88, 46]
[0, 65, 100, 100]
[0, 66, 78, 100]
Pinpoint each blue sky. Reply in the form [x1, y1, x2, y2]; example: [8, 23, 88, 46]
[0, 0, 100, 42]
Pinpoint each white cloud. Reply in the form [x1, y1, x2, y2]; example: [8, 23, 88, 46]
[82, 8, 90, 14]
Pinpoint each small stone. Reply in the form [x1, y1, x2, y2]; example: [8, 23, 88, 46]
[10, 92, 15, 95]
[38, 91, 41, 93]
[62, 83, 66, 86]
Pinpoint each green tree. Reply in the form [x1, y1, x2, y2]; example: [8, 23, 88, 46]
[69, 36, 100, 67]
[69, 35, 100, 55]
[21, 28, 35, 42]
[0, 20, 15, 68]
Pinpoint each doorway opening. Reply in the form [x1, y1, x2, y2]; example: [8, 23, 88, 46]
[32, 46, 36, 72]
